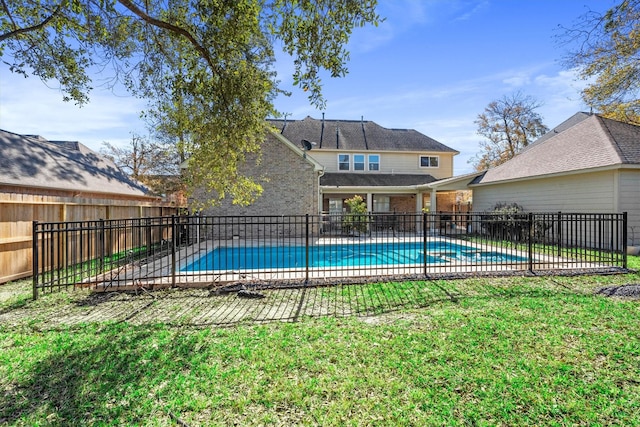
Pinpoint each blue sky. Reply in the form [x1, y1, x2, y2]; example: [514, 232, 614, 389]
[0, 0, 616, 175]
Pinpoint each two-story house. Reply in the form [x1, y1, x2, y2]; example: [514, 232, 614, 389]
[199, 116, 460, 217]
[269, 116, 459, 215]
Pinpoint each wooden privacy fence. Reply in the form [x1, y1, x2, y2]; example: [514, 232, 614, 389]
[0, 191, 179, 284]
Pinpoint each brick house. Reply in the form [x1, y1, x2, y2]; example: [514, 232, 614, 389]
[202, 116, 462, 216]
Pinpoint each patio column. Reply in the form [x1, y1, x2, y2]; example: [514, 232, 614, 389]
[430, 190, 437, 233]
[430, 190, 437, 212]
[415, 192, 423, 233]
[367, 192, 373, 212]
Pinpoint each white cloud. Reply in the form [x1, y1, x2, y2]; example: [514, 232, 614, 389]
[453, 0, 490, 22]
[503, 74, 532, 88]
[0, 70, 146, 150]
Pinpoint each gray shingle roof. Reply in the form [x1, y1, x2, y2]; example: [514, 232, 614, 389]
[521, 111, 591, 151]
[476, 113, 640, 185]
[0, 129, 151, 197]
[320, 173, 437, 187]
[269, 116, 458, 153]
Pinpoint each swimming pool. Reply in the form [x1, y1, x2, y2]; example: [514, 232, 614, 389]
[181, 241, 527, 272]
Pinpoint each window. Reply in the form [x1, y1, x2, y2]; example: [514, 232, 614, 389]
[329, 198, 343, 213]
[373, 195, 390, 212]
[420, 155, 439, 168]
[353, 154, 365, 171]
[368, 154, 380, 171]
[338, 154, 350, 171]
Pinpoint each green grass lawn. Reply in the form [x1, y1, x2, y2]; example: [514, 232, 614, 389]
[1, 260, 640, 426]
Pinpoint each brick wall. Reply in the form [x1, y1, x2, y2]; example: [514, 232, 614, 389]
[202, 133, 319, 217]
[390, 196, 416, 213]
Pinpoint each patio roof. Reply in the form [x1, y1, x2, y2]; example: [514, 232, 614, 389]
[418, 171, 485, 191]
[320, 173, 437, 188]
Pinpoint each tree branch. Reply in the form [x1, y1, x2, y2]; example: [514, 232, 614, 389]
[116, 0, 217, 72]
[0, 0, 64, 42]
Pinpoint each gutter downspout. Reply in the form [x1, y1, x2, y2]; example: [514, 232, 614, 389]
[317, 168, 325, 214]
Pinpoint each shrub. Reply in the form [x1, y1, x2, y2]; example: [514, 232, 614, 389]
[342, 195, 368, 234]
[481, 203, 527, 242]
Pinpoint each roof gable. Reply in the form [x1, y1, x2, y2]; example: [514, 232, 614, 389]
[476, 114, 640, 185]
[268, 116, 458, 153]
[268, 130, 323, 171]
[0, 129, 151, 197]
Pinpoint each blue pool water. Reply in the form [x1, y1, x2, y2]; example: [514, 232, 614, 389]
[181, 241, 527, 272]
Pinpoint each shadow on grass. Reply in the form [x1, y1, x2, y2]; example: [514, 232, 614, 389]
[0, 276, 594, 331]
[0, 324, 197, 424]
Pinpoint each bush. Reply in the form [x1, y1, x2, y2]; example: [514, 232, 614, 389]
[481, 203, 527, 242]
[342, 195, 368, 234]
[481, 203, 554, 243]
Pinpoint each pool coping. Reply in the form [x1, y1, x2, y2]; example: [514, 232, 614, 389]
[85, 235, 618, 292]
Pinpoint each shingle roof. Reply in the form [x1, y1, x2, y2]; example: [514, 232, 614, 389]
[320, 173, 437, 187]
[521, 111, 591, 151]
[268, 116, 458, 153]
[0, 129, 151, 197]
[476, 114, 640, 185]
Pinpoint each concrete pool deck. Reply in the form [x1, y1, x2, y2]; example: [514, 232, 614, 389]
[81, 234, 622, 293]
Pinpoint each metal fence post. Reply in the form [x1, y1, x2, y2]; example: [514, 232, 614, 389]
[557, 212, 562, 258]
[528, 213, 533, 273]
[305, 214, 310, 283]
[99, 218, 105, 273]
[171, 215, 177, 287]
[423, 213, 428, 278]
[32, 221, 39, 300]
[623, 212, 628, 269]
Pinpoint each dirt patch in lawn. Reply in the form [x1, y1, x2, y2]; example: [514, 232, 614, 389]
[596, 284, 640, 300]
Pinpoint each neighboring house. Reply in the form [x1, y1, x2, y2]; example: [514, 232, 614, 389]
[0, 129, 178, 283]
[270, 116, 460, 214]
[470, 112, 640, 245]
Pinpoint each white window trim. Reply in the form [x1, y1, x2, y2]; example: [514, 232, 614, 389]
[338, 153, 382, 172]
[368, 154, 380, 171]
[419, 155, 440, 168]
[338, 153, 350, 171]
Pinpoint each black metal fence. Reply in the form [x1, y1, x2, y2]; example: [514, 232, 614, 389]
[32, 212, 628, 298]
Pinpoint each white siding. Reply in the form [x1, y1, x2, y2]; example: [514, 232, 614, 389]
[618, 170, 640, 244]
[472, 171, 616, 213]
[308, 150, 454, 179]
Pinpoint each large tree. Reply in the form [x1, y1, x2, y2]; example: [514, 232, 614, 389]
[0, 0, 380, 206]
[471, 92, 549, 171]
[100, 133, 183, 197]
[560, 0, 640, 124]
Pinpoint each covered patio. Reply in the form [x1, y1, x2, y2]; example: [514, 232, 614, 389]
[319, 170, 483, 216]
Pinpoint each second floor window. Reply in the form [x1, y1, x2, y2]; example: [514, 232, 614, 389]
[420, 155, 439, 168]
[338, 153, 382, 172]
[369, 154, 380, 171]
[338, 154, 350, 170]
